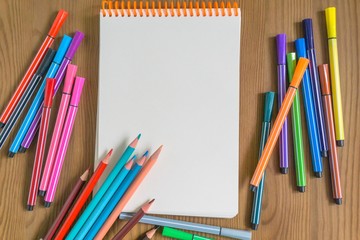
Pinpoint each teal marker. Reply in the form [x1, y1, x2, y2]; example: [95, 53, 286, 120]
[8, 35, 72, 157]
[65, 135, 140, 239]
[250, 92, 275, 230]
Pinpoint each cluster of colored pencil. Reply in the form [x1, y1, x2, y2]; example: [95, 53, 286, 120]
[250, 7, 344, 230]
[40, 135, 164, 240]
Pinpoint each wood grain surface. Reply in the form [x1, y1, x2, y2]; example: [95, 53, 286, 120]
[0, 0, 359, 239]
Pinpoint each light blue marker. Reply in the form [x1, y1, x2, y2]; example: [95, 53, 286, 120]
[66, 155, 137, 240]
[8, 35, 72, 156]
[84, 158, 145, 240]
[295, 38, 323, 176]
[65, 135, 140, 239]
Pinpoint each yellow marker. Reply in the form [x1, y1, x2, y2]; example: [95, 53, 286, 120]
[325, 7, 345, 147]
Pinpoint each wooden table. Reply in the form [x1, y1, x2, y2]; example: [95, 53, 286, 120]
[0, 0, 359, 239]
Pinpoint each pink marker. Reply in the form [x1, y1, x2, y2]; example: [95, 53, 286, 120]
[38, 65, 78, 196]
[44, 76, 85, 207]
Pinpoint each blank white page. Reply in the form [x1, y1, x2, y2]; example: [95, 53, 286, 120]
[97, 9, 241, 218]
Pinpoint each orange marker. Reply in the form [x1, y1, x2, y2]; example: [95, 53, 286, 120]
[318, 64, 342, 205]
[250, 58, 309, 190]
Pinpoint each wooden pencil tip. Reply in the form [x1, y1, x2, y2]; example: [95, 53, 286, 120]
[80, 169, 90, 181]
[149, 145, 163, 161]
[146, 226, 160, 239]
[129, 134, 141, 148]
[141, 199, 155, 213]
[102, 149, 113, 164]
[136, 155, 147, 166]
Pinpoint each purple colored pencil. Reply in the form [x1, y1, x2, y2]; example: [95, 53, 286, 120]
[303, 19, 328, 158]
[20, 31, 84, 151]
[276, 34, 289, 174]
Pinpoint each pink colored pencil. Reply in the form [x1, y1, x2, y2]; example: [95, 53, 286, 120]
[38, 64, 77, 197]
[27, 78, 55, 211]
[44, 77, 85, 207]
[95, 146, 163, 240]
[43, 168, 89, 240]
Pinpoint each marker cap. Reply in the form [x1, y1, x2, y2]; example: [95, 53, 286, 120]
[65, 31, 85, 60]
[44, 78, 56, 107]
[162, 227, 213, 240]
[276, 34, 286, 65]
[303, 19, 314, 50]
[264, 92, 275, 123]
[37, 49, 57, 76]
[70, 77, 85, 106]
[63, 64, 78, 94]
[48, 9, 68, 38]
[318, 64, 331, 95]
[325, 7, 337, 38]
[286, 52, 296, 83]
[53, 35, 72, 64]
[290, 57, 309, 88]
[294, 38, 307, 58]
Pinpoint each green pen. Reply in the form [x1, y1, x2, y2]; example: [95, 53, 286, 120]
[162, 226, 214, 240]
[287, 52, 306, 192]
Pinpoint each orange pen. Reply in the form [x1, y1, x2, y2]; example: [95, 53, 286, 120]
[318, 64, 342, 205]
[250, 58, 309, 190]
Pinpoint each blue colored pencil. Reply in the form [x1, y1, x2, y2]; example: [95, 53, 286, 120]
[295, 38, 323, 176]
[83, 156, 146, 240]
[250, 92, 275, 230]
[8, 35, 72, 157]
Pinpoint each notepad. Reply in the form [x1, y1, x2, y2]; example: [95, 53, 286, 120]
[96, 2, 241, 218]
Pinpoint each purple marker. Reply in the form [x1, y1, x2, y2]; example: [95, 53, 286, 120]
[276, 34, 289, 174]
[19, 31, 84, 152]
[303, 19, 328, 158]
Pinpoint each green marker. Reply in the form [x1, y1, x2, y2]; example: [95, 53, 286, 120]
[162, 227, 214, 240]
[287, 52, 306, 192]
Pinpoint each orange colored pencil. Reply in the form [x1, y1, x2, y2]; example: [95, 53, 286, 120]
[54, 149, 113, 239]
[94, 146, 163, 240]
[318, 64, 342, 205]
[250, 58, 309, 190]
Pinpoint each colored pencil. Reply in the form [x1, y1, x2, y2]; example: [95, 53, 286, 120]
[119, 213, 251, 240]
[94, 146, 163, 240]
[250, 58, 309, 190]
[71, 155, 139, 240]
[139, 226, 160, 240]
[276, 34, 289, 174]
[66, 135, 141, 239]
[250, 92, 275, 230]
[38, 64, 78, 197]
[53, 150, 113, 239]
[0, 49, 56, 149]
[20, 31, 85, 152]
[27, 78, 55, 211]
[0, 10, 67, 128]
[44, 77, 86, 206]
[9, 35, 72, 157]
[43, 169, 89, 240]
[287, 53, 306, 192]
[325, 7, 345, 147]
[295, 38, 323, 177]
[84, 153, 149, 239]
[112, 199, 155, 240]
[318, 64, 343, 205]
[303, 18, 328, 158]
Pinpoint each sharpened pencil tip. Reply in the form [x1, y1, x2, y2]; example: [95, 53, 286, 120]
[143, 150, 149, 157]
[18, 146, 26, 153]
[146, 226, 160, 239]
[130, 134, 141, 148]
[102, 149, 113, 164]
[80, 169, 90, 181]
[131, 155, 137, 160]
[137, 133, 141, 139]
[142, 199, 155, 213]
[8, 151, 15, 158]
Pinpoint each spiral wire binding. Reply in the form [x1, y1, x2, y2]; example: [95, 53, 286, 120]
[101, 0, 239, 17]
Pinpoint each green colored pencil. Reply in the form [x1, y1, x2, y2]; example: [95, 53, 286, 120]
[287, 52, 306, 192]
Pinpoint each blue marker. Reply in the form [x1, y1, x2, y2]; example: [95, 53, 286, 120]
[8, 35, 72, 157]
[295, 38, 323, 177]
[83, 158, 146, 240]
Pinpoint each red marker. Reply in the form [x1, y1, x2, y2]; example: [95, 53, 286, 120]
[27, 78, 55, 211]
[0, 10, 67, 128]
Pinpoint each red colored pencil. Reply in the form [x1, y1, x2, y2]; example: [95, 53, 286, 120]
[319, 64, 343, 205]
[54, 149, 113, 239]
[27, 78, 55, 211]
[112, 199, 155, 240]
[43, 168, 89, 240]
[0, 10, 67, 127]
